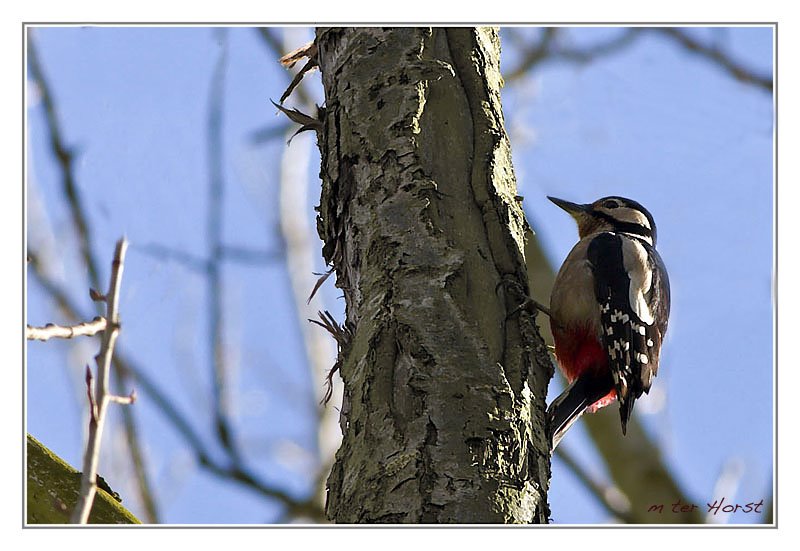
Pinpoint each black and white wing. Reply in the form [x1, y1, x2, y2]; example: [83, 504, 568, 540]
[587, 232, 670, 434]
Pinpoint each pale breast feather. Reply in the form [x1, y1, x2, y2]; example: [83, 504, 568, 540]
[550, 238, 603, 334]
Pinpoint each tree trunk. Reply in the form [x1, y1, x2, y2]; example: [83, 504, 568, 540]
[314, 27, 552, 524]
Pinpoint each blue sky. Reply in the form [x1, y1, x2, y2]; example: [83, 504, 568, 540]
[502, 27, 773, 524]
[25, 26, 774, 524]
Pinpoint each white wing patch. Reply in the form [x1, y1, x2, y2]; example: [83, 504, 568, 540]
[621, 237, 654, 324]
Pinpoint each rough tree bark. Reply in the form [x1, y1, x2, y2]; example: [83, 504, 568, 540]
[314, 27, 553, 524]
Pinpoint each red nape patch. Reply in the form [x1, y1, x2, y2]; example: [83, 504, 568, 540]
[552, 323, 617, 411]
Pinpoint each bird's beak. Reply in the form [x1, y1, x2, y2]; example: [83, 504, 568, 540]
[547, 196, 590, 217]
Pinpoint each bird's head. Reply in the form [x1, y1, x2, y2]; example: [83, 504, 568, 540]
[547, 195, 658, 245]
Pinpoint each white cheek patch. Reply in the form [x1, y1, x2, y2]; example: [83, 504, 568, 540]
[621, 238, 654, 324]
[615, 208, 652, 231]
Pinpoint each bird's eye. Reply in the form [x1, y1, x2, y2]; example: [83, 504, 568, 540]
[603, 200, 619, 209]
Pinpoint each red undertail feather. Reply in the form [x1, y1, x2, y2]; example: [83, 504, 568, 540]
[552, 323, 616, 411]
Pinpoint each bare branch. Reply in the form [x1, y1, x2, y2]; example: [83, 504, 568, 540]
[503, 27, 772, 94]
[650, 27, 772, 93]
[247, 121, 294, 145]
[27, 317, 107, 342]
[28, 42, 321, 510]
[270, 99, 324, 144]
[27, 33, 100, 289]
[275, 26, 340, 510]
[134, 243, 210, 274]
[278, 41, 319, 104]
[205, 29, 241, 460]
[308, 310, 352, 348]
[89, 288, 106, 302]
[71, 238, 133, 524]
[27, 251, 83, 318]
[309, 310, 353, 406]
[504, 28, 644, 82]
[279, 40, 317, 68]
[254, 28, 314, 107]
[29, 247, 326, 520]
[254, 27, 323, 147]
[134, 31, 288, 481]
[307, 268, 334, 304]
[27, 33, 159, 523]
[109, 389, 137, 406]
[85, 365, 97, 422]
[219, 245, 281, 265]
[502, 27, 558, 81]
[135, 242, 280, 274]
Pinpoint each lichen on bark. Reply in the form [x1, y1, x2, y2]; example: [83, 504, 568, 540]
[26, 434, 140, 524]
[314, 26, 553, 524]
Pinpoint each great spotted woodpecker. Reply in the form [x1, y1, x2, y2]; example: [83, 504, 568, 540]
[546, 196, 670, 449]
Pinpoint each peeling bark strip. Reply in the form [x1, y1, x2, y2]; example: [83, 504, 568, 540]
[315, 27, 553, 524]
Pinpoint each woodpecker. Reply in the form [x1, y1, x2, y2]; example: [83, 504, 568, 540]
[545, 195, 670, 449]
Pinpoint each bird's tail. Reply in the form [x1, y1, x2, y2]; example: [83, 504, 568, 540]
[547, 372, 614, 450]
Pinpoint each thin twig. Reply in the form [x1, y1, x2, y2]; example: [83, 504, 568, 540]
[27, 317, 107, 342]
[71, 239, 132, 524]
[27, 33, 100, 288]
[206, 29, 240, 459]
[135, 242, 280, 272]
[247, 121, 294, 145]
[134, 243, 210, 274]
[503, 27, 772, 95]
[112, 341, 317, 513]
[275, 27, 341, 508]
[28, 33, 160, 523]
[219, 245, 282, 265]
[29, 28, 331, 523]
[29, 246, 326, 520]
[255, 27, 314, 107]
[650, 27, 773, 93]
[504, 28, 644, 82]
[109, 392, 137, 405]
